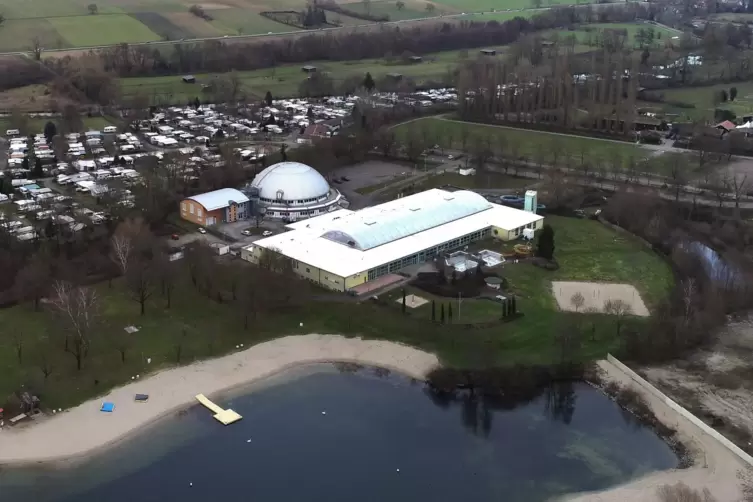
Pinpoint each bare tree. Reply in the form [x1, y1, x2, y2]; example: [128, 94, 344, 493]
[657, 483, 717, 502]
[110, 217, 149, 275]
[603, 299, 633, 336]
[570, 292, 585, 312]
[724, 174, 748, 211]
[127, 255, 155, 316]
[51, 281, 100, 371]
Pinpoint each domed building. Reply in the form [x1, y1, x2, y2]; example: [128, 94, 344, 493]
[248, 162, 347, 221]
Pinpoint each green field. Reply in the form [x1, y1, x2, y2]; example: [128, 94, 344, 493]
[660, 82, 753, 121]
[0, 215, 672, 411]
[49, 14, 161, 46]
[384, 216, 672, 330]
[545, 22, 680, 49]
[344, 0, 437, 20]
[209, 9, 302, 35]
[119, 45, 511, 103]
[435, 0, 594, 10]
[460, 10, 536, 22]
[395, 117, 645, 167]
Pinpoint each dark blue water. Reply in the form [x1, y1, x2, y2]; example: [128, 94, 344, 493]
[0, 364, 677, 502]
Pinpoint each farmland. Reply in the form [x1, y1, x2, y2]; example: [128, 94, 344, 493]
[341, 0, 444, 20]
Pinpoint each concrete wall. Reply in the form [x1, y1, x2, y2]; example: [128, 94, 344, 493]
[607, 354, 753, 469]
[345, 271, 368, 290]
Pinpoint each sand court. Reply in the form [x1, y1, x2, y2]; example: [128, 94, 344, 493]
[552, 281, 650, 316]
[396, 294, 429, 309]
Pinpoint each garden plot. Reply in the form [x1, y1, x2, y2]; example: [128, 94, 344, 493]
[552, 281, 649, 316]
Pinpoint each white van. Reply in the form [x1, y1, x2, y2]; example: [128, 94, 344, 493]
[103, 126, 117, 133]
[5, 129, 20, 137]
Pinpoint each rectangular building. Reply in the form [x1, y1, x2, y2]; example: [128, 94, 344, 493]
[242, 189, 543, 292]
[181, 188, 250, 226]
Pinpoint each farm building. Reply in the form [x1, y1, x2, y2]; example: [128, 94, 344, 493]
[242, 189, 543, 293]
[181, 188, 250, 226]
[480, 49, 496, 56]
[247, 161, 347, 221]
[302, 65, 317, 73]
[182, 75, 196, 83]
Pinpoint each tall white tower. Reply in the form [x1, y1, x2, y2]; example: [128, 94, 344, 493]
[524, 190, 538, 213]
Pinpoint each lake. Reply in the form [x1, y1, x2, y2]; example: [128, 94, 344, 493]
[0, 364, 678, 502]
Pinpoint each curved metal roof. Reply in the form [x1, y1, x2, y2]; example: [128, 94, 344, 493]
[322, 190, 492, 250]
[251, 162, 330, 202]
[188, 188, 249, 211]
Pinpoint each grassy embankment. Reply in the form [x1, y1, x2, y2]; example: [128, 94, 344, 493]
[0, 216, 672, 410]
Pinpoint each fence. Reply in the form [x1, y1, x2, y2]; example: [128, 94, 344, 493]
[607, 353, 753, 469]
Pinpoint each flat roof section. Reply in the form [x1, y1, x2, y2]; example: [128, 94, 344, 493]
[249, 189, 543, 279]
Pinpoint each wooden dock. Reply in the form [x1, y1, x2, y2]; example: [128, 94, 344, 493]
[195, 394, 242, 425]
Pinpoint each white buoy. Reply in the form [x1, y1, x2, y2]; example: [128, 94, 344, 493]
[246, 439, 252, 443]
[147, 357, 151, 364]
[136, 374, 140, 379]
[189, 482, 193, 487]
[322, 411, 326, 415]
[240, 344, 244, 347]
[396, 469, 400, 472]
[131, 376, 135, 380]
[300, 322, 303, 327]
[58, 408, 62, 412]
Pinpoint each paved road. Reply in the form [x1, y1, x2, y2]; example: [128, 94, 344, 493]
[0, 1, 653, 56]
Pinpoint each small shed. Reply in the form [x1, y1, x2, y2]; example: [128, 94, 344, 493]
[408, 56, 423, 64]
[480, 49, 496, 56]
[182, 75, 196, 83]
[302, 65, 317, 73]
[387, 73, 403, 80]
[541, 40, 555, 47]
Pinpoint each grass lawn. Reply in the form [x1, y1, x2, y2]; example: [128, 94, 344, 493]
[395, 117, 645, 168]
[0, 216, 672, 411]
[119, 46, 505, 103]
[344, 0, 437, 20]
[660, 82, 753, 122]
[460, 10, 536, 22]
[380, 214, 673, 360]
[0, 19, 64, 52]
[545, 22, 679, 49]
[209, 8, 300, 36]
[49, 14, 161, 47]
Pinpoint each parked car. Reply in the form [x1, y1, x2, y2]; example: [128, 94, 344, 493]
[171, 234, 179, 240]
[341, 176, 350, 182]
[241, 229, 252, 236]
[262, 230, 273, 237]
[198, 227, 206, 234]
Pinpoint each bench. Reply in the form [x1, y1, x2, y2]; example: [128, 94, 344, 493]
[9, 413, 27, 425]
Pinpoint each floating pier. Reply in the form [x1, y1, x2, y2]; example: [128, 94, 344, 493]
[195, 394, 242, 425]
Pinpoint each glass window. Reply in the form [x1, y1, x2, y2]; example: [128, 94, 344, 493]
[190, 205, 195, 214]
[197, 208, 202, 217]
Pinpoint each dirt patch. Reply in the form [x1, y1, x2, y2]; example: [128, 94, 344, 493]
[163, 12, 224, 37]
[640, 316, 753, 456]
[552, 281, 650, 316]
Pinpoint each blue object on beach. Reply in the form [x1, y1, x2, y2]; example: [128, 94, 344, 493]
[101, 402, 115, 412]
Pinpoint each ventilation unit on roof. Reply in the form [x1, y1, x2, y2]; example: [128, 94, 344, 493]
[347, 240, 356, 247]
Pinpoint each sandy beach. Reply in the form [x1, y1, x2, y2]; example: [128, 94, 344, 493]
[0, 334, 439, 466]
[560, 359, 749, 502]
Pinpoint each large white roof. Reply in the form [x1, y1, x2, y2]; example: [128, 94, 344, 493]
[251, 162, 330, 201]
[250, 189, 543, 278]
[188, 188, 249, 211]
